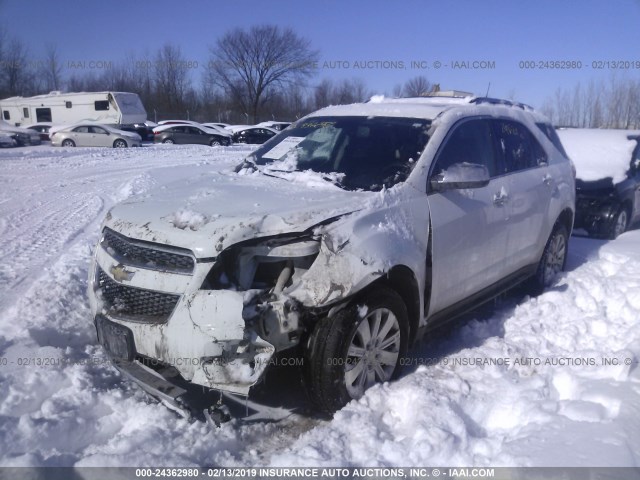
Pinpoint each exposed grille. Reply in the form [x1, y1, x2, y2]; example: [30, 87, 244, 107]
[101, 227, 195, 274]
[96, 267, 180, 323]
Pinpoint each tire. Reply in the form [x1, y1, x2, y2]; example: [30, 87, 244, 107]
[113, 139, 127, 148]
[162, 138, 174, 144]
[609, 208, 628, 240]
[303, 286, 409, 414]
[61, 139, 75, 147]
[531, 223, 568, 293]
[210, 139, 221, 147]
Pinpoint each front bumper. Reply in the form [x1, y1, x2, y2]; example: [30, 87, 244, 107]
[89, 231, 275, 397]
[575, 196, 618, 236]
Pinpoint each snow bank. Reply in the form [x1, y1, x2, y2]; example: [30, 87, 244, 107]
[270, 231, 640, 467]
[557, 128, 639, 183]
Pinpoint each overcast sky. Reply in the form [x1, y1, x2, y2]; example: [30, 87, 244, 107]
[1, 0, 639, 108]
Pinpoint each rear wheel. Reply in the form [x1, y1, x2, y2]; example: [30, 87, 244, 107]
[304, 286, 409, 414]
[609, 208, 628, 239]
[531, 223, 568, 293]
[61, 139, 75, 147]
[113, 139, 127, 148]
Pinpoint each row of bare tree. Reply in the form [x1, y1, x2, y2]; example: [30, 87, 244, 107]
[540, 77, 640, 129]
[1, 24, 638, 128]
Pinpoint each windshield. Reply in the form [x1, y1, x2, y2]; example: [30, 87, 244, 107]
[245, 116, 431, 191]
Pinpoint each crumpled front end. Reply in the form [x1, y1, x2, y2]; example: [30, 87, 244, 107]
[88, 227, 276, 398]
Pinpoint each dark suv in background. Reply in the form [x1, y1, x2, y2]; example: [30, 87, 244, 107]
[558, 128, 640, 239]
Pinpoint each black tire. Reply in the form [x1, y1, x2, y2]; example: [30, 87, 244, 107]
[113, 139, 127, 148]
[303, 286, 409, 414]
[210, 139, 221, 147]
[608, 208, 629, 240]
[531, 223, 569, 294]
[61, 139, 75, 147]
[162, 138, 174, 144]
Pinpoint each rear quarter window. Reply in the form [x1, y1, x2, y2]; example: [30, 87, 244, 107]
[536, 122, 569, 159]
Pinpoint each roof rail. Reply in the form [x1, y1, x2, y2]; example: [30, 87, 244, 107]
[470, 97, 534, 111]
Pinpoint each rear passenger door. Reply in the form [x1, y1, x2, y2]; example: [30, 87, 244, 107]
[492, 119, 552, 271]
[427, 118, 510, 315]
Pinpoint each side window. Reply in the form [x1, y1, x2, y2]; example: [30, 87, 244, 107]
[433, 119, 498, 178]
[74, 126, 89, 133]
[493, 120, 545, 173]
[91, 127, 108, 134]
[3, 111, 10, 120]
[23, 108, 29, 118]
[94, 101, 109, 111]
[188, 127, 202, 135]
[536, 122, 568, 159]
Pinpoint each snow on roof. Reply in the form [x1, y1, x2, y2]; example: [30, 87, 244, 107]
[557, 128, 640, 183]
[311, 102, 454, 120]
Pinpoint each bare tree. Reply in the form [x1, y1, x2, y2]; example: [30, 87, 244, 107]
[40, 44, 63, 92]
[207, 25, 319, 123]
[2, 37, 35, 97]
[402, 76, 432, 97]
[153, 44, 193, 118]
[542, 76, 640, 129]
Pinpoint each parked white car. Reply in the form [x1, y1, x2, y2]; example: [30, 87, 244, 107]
[89, 95, 575, 418]
[50, 123, 141, 148]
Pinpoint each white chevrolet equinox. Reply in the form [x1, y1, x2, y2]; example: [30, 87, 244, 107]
[89, 95, 575, 417]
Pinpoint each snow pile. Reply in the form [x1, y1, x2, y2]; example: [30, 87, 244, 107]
[270, 233, 640, 467]
[557, 128, 639, 183]
[168, 209, 209, 231]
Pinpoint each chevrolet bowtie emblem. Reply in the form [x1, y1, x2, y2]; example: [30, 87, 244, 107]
[110, 264, 135, 282]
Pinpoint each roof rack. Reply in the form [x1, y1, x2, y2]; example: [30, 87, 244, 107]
[470, 97, 534, 111]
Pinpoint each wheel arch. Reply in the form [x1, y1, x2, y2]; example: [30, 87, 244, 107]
[556, 207, 574, 236]
[366, 265, 421, 344]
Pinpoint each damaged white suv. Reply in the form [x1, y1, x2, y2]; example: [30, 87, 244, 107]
[89, 96, 575, 416]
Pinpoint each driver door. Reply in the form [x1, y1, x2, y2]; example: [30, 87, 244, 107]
[427, 118, 510, 315]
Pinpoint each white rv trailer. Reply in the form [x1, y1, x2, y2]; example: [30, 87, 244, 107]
[0, 91, 147, 126]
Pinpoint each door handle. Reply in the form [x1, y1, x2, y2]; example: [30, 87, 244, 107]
[543, 174, 554, 186]
[493, 190, 509, 206]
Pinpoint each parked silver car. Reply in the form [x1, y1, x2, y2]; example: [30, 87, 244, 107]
[89, 95, 575, 418]
[51, 124, 141, 148]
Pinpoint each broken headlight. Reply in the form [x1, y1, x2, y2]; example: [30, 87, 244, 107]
[203, 235, 321, 293]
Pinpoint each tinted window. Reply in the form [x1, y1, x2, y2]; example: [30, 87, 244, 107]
[188, 127, 202, 135]
[434, 119, 498, 177]
[95, 101, 109, 111]
[23, 108, 29, 118]
[536, 123, 568, 159]
[493, 120, 545, 173]
[90, 126, 108, 134]
[74, 126, 90, 133]
[3, 111, 9, 120]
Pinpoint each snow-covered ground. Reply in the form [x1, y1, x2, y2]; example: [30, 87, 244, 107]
[0, 144, 638, 467]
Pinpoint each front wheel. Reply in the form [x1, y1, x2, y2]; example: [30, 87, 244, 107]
[304, 286, 409, 414]
[609, 208, 628, 239]
[210, 139, 221, 146]
[113, 139, 127, 148]
[531, 223, 568, 294]
[162, 138, 174, 144]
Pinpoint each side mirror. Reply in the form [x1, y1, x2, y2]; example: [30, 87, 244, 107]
[430, 163, 491, 192]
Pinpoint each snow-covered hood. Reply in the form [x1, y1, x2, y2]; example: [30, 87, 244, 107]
[105, 172, 375, 258]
